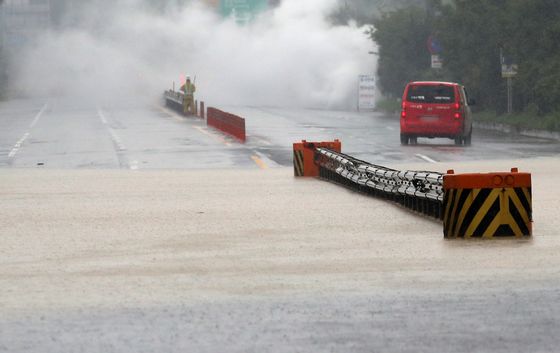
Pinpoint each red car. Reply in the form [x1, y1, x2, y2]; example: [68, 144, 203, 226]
[400, 81, 474, 146]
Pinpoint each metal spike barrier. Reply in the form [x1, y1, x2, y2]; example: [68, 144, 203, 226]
[315, 147, 444, 219]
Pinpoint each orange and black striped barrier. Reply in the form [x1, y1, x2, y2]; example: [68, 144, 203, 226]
[443, 168, 532, 238]
[293, 140, 341, 177]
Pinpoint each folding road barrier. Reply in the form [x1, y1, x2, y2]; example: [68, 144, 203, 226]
[293, 140, 532, 238]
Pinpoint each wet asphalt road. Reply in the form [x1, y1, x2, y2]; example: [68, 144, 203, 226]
[1, 98, 560, 353]
[2, 97, 560, 170]
[3, 289, 559, 353]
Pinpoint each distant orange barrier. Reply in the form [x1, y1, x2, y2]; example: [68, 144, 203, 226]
[207, 107, 246, 142]
[293, 140, 341, 177]
[443, 168, 532, 238]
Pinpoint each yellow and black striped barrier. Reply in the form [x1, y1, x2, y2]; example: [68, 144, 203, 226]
[443, 168, 532, 238]
[293, 149, 305, 177]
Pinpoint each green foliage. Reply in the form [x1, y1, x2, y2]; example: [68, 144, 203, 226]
[375, 97, 401, 114]
[474, 110, 560, 132]
[370, 6, 434, 98]
[372, 0, 560, 121]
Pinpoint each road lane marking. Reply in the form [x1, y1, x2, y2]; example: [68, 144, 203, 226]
[98, 108, 131, 169]
[158, 105, 234, 148]
[108, 129, 126, 151]
[8, 103, 48, 159]
[99, 110, 108, 124]
[30, 103, 48, 128]
[98, 108, 127, 152]
[130, 160, 139, 170]
[415, 153, 438, 163]
[251, 155, 268, 169]
[194, 126, 231, 146]
[8, 133, 30, 158]
[156, 105, 185, 123]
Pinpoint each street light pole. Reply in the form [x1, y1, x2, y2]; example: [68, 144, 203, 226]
[507, 77, 513, 115]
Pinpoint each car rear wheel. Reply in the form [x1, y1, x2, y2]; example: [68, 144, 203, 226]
[400, 134, 409, 145]
[454, 136, 463, 146]
[464, 128, 472, 146]
[409, 136, 418, 145]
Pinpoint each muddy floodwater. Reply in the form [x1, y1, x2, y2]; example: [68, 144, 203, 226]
[1, 158, 559, 352]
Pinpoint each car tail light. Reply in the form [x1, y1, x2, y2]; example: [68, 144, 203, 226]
[454, 102, 461, 119]
[401, 101, 407, 118]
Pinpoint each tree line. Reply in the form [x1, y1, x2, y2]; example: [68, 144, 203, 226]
[371, 0, 560, 116]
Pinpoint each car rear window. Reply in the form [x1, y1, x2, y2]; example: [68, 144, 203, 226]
[406, 85, 455, 103]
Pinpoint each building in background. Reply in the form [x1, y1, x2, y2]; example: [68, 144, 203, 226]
[0, 0, 51, 95]
[0, 0, 51, 50]
[202, 0, 280, 23]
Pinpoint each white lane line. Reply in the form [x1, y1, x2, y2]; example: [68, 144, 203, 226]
[8, 103, 48, 159]
[30, 103, 48, 128]
[8, 133, 30, 158]
[109, 129, 126, 151]
[415, 153, 438, 164]
[99, 110, 108, 124]
[130, 160, 139, 170]
[98, 108, 126, 152]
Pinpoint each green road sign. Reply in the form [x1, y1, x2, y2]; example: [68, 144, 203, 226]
[220, 0, 268, 23]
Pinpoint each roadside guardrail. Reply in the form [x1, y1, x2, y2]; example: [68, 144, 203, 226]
[294, 140, 532, 238]
[164, 89, 184, 112]
[163, 89, 205, 119]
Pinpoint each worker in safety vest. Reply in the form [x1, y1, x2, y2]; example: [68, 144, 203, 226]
[180, 76, 196, 115]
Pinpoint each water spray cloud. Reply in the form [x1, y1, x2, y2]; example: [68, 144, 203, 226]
[11, 0, 376, 109]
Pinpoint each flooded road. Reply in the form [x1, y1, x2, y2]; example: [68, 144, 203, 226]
[1, 155, 559, 352]
[1, 98, 560, 352]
